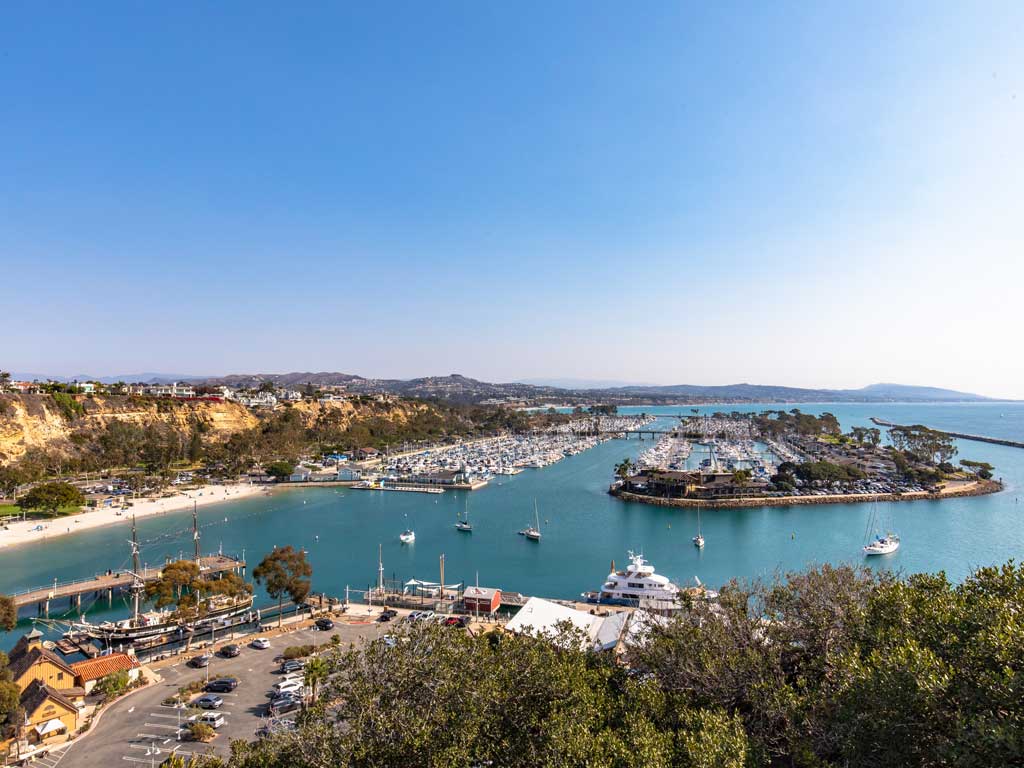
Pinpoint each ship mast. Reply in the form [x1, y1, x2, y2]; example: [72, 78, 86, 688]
[377, 543, 384, 591]
[193, 500, 201, 565]
[129, 516, 144, 622]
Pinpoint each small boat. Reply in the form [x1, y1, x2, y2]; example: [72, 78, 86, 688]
[519, 501, 542, 540]
[862, 503, 899, 556]
[863, 533, 899, 555]
[693, 506, 704, 549]
[399, 529, 416, 544]
[455, 501, 473, 532]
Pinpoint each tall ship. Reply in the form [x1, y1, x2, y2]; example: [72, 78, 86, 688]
[64, 509, 254, 650]
[582, 551, 682, 606]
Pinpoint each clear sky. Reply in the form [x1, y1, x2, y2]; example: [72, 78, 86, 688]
[3, 3, 1022, 397]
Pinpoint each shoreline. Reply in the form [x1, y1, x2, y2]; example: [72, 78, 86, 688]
[0, 483, 271, 550]
[611, 479, 1004, 510]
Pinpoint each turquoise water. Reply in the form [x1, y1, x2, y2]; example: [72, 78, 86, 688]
[3, 402, 1023, 650]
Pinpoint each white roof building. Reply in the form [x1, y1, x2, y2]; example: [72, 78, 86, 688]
[506, 597, 629, 651]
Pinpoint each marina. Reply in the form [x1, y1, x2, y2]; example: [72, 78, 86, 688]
[3, 403, 1024, 653]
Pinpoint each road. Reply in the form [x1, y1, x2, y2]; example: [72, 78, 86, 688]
[58, 618, 386, 768]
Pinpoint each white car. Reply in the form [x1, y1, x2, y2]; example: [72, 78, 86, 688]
[250, 637, 271, 650]
[190, 712, 226, 729]
[271, 679, 304, 696]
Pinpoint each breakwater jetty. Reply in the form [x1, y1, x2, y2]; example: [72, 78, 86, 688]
[870, 418, 1024, 449]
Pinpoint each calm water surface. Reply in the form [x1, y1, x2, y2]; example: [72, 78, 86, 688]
[3, 402, 1022, 649]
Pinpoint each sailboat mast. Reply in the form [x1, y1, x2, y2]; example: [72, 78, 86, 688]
[377, 543, 384, 591]
[193, 501, 201, 565]
[130, 516, 142, 621]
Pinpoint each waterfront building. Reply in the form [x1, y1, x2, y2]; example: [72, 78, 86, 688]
[11, 680, 80, 749]
[70, 653, 141, 694]
[289, 467, 312, 482]
[336, 466, 362, 481]
[462, 586, 501, 614]
[624, 469, 769, 500]
[6, 630, 79, 694]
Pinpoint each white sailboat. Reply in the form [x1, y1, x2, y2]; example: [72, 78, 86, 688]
[693, 506, 704, 549]
[519, 500, 541, 540]
[455, 497, 472, 532]
[862, 503, 899, 555]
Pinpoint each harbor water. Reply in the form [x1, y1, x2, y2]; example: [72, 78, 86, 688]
[3, 402, 1023, 650]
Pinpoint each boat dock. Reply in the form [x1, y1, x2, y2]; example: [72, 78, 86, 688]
[9, 553, 246, 616]
[870, 417, 1024, 449]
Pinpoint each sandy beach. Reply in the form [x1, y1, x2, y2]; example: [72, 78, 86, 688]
[0, 483, 270, 550]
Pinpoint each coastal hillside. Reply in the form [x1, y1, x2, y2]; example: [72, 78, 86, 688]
[0, 394, 259, 464]
[0, 393, 504, 468]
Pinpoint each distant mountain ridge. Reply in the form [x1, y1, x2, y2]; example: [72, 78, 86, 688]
[10, 371, 998, 403]
[194, 373, 997, 404]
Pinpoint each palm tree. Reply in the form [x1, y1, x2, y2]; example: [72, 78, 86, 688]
[614, 458, 635, 481]
[304, 656, 329, 703]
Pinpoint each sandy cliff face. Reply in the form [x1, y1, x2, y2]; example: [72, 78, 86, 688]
[0, 394, 431, 464]
[0, 394, 259, 463]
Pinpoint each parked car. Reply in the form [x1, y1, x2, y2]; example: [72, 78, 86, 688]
[220, 643, 241, 658]
[378, 609, 397, 622]
[281, 659, 305, 674]
[444, 616, 469, 627]
[192, 712, 225, 729]
[194, 694, 224, 709]
[271, 679, 304, 696]
[205, 678, 239, 693]
[315, 617, 335, 631]
[250, 637, 271, 650]
[268, 698, 301, 715]
[189, 654, 212, 668]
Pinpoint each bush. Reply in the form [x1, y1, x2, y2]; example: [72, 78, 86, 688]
[187, 721, 215, 742]
[51, 392, 85, 420]
[282, 644, 314, 659]
[94, 670, 130, 699]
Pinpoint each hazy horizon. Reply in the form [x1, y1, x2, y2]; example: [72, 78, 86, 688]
[4, 3, 1022, 398]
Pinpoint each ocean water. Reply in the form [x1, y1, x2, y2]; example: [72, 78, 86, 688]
[3, 402, 1022, 650]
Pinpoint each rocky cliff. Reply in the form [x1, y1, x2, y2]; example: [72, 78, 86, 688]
[0, 394, 259, 463]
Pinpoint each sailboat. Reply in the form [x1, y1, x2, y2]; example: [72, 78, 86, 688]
[455, 497, 473, 532]
[862, 503, 899, 555]
[693, 506, 704, 549]
[400, 514, 416, 544]
[519, 500, 541, 540]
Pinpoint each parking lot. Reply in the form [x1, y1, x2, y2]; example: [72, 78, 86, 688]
[59, 618, 385, 768]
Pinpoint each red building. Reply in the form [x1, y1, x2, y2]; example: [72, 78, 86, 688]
[463, 586, 501, 614]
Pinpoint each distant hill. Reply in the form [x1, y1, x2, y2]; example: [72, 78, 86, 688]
[10, 369, 997, 404]
[604, 382, 993, 403]
[191, 373, 998, 404]
[12, 372, 207, 384]
[517, 377, 658, 389]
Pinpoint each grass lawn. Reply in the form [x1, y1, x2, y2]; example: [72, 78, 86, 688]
[0, 502, 84, 519]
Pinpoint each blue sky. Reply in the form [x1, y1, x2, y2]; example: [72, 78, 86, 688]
[3, 3, 1022, 397]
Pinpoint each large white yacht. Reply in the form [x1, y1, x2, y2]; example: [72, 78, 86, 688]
[582, 551, 681, 606]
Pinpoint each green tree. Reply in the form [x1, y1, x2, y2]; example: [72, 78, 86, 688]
[95, 669, 131, 698]
[303, 655, 328, 702]
[253, 546, 312, 627]
[0, 466, 27, 500]
[615, 458, 635, 481]
[15, 481, 85, 518]
[0, 595, 16, 632]
[731, 469, 751, 488]
[265, 460, 295, 481]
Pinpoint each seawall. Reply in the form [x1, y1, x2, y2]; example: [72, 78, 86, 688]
[610, 479, 1003, 510]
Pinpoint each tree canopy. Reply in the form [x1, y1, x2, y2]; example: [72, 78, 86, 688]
[230, 560, 1024, 768]
[15, 481, 85, 517]
[252, 546, 312, 627]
